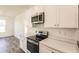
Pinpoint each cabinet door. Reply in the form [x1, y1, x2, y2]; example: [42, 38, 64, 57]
[44, 6, 58, 28]
[59, 5, 78, 28]
[39, 43, 60, 53]
[31, 6, 44, 16]
[25, 10, 32, 28]
[20, 37, 27, 52]
[39, 43, 53, 53]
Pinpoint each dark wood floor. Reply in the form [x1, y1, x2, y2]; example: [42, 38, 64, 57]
[0, 36, 25, 53]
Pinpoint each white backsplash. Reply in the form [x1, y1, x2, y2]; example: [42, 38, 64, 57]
[27, 27, 79, 43]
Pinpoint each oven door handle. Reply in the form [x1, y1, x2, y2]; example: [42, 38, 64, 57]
[27, 40, 38, 45]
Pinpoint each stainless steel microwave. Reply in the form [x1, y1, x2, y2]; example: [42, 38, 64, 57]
[31, 12, 44, 24]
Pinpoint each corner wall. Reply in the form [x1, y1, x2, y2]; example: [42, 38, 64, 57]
[0, 16, 14, 37]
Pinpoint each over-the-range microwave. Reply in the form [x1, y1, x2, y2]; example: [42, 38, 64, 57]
[31, 12, 44, 24]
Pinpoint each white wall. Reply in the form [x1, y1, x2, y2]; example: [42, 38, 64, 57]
[14, 11, 28, 52]
[14, 12, 25, 39]
[0, 16, 14, 37]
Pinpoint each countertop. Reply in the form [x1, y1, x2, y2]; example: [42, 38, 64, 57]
[40, 37, 78, 53]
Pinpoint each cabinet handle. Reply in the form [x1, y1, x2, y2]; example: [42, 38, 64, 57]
[54, 24, 59, 26]
[52, 52, 54, 53]
[57, 24, 59, 26]
[54, 24, 56, 26]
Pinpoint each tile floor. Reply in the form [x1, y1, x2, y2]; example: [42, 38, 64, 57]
[0, 36, 25, 53]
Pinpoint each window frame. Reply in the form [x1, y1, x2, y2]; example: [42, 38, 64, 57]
[0, 20, 6, 33]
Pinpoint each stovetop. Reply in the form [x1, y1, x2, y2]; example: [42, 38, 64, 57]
[27, 35, 47, 42]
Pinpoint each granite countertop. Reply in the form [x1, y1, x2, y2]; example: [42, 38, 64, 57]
[40, 38, 78, 53]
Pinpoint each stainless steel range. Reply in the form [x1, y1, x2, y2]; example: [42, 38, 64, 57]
[27, 31, 48, 53]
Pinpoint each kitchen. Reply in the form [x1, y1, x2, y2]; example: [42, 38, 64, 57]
[0, 5, 79, 53]
[15, 5, 79, 53]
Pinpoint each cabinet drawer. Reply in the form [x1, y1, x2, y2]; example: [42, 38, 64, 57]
[39, 43, 60, 53]
[39, 43, 53, 53]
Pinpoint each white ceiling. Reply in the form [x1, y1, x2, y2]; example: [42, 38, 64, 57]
[0, 5, 33, 17]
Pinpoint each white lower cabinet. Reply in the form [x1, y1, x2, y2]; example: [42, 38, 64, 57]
[39, 43, 60, 53]
[20, 37, 27, 52]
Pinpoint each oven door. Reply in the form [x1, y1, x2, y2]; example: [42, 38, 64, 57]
[27, 39, 39, 53]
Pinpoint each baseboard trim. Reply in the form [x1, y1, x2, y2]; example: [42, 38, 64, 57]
[0, 35, 14, 38]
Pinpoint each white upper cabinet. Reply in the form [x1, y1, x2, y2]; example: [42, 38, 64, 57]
[44, 6, 58, 28]
[25, 9, 32, 28]
[25, 6, 44, 28]
[44, 5, 78, 28]
[31, 6, 44, 16]
[59, 5, 78, 28]
[26, 5, 78, 28]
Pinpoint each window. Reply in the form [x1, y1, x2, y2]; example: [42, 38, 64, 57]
[0, 20, 6, 32]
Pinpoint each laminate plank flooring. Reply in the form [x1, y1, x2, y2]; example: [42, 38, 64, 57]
[0, 36, 25, 53]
